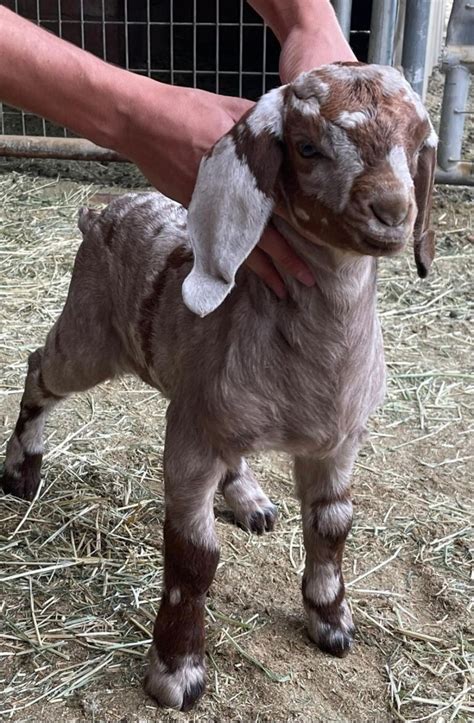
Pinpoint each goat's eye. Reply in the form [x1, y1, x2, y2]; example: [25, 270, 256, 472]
[298, 142, 322, 159]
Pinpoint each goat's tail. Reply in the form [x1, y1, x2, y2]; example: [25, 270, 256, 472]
[78, 206, 99, 235]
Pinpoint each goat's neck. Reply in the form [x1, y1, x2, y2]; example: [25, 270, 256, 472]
[272, 216, 377, 313]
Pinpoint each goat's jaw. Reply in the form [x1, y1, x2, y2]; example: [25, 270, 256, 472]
[359, 235, 406, 256]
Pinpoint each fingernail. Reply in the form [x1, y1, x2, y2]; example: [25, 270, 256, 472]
[296, 270, 316, 286]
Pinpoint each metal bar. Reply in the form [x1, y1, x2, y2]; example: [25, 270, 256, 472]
[368, 0, 398, 65]
[124, 0, 129, 70]
[146, 0, 151, 77]
[193, 0, 197, 87]
[331, 0, 352, 41]
[239, 0, 243, 97]
[1, 135, 472, 186]
[435, 162, 474, 185]
[401, 0, 431, 95]
[170, 0, 174, 85]
[262, 22, 267, 94]
[437, 63, 471, 171]
[215, 0, 219, 93]
[0, 136, 125, 162]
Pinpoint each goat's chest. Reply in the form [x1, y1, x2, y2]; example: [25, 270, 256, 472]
[201, 306, 386, 459]
[279, 336, 386, 455]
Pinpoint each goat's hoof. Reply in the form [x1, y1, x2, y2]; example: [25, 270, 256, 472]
[308, 601, 355, 658]
[233, 500, 278, 535]
[246, 502, 278, 534]
[1, 453, 42, 501]
[314, 623, 355, 657]
[144, 645, 206, 711]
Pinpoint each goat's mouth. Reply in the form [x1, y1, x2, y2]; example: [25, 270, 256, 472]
[359, 235, 407, 255]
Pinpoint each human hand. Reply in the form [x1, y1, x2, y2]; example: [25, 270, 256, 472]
[120, 80, 253, 207]
[119, 79, 314, 297]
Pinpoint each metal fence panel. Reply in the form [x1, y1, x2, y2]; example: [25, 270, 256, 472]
[0, 0, 282, 138]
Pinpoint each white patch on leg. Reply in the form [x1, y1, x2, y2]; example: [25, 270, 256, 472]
[145, 646, 206, 710]
[179, 484, 219, 549]
[315, 499, 353, 538]
[169, 587, 181, 606]
[304, 561, 341, 606]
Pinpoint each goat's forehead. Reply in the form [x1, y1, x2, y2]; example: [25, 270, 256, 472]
[288, 64, 427, 123]
[286, 64, 430, 148]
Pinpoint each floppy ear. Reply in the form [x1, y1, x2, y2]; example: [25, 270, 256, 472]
[182, 87, 285, 317]
[413, 129, 437, 278]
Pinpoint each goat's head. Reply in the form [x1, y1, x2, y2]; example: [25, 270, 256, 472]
[183, 63, 437, 317]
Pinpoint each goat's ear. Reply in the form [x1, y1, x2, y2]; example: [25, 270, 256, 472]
[78, 206, 99, 235]
[182, 87, 285, 316]
[413, 129, 437, 278]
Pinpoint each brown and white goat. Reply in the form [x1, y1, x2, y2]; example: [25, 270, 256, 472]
[2, 63, 437, 710]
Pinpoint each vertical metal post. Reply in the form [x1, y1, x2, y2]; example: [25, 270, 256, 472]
[401, 0, 431, 95]
[368, 0, 398, 65]
[331, 0, 352, 41]
[437, 63, 471, 171]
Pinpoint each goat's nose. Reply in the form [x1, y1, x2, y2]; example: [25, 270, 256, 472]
[370, 195, 409, 227]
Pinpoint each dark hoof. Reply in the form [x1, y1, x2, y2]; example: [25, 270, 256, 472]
[316, 625, 355, 658]
[246, 503, 278, 534]
[181, 678, 206, 711]
[1, 455, 42, 501]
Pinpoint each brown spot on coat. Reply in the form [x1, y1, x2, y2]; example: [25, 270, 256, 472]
[231, 117, 282, 198]
[138, 246, 193, 367]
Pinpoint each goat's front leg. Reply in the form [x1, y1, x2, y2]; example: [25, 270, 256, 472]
[144, 406, 225, 711]
[294, 444, 357, 657]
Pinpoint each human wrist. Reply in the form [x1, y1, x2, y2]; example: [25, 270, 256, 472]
[251, 0, 327, 44]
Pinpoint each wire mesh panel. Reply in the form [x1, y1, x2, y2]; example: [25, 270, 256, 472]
[0, 0, 283, 138]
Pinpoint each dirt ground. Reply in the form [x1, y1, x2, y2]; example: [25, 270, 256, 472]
[1, 73, 473, 720]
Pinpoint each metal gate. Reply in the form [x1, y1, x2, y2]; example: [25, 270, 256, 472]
[0, 0, 472, 185]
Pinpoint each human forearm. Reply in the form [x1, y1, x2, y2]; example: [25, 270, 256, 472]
[0, 8, 252, 203]
[0, 7, 136, 150]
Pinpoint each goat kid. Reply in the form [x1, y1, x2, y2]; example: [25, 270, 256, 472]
[2, 63, 437, 711]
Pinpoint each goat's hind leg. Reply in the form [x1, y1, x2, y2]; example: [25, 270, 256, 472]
[220, 458, 278, 534]
[2, 348, 64, 500]
[2, 306, 122, 500]
[295, 443, 357, 657]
